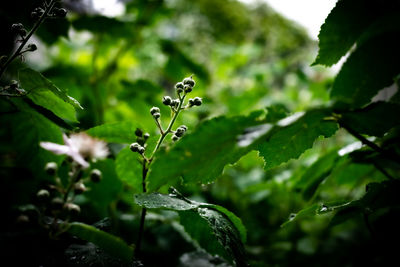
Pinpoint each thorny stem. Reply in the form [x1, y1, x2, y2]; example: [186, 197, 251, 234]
[135, 93, 187, 257]
[0, 0, 57, 79]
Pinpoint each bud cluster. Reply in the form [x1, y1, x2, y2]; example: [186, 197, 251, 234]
[172, 125, 188, 141]
[130, 128, 150, 156]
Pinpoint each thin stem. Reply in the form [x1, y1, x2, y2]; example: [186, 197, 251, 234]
[135, 93, 187, 257]
[0, 0, 56, 78]
[373, 163, 395, 180]
[150, 94, 186, 161]
[340, 121, 400, 165]
[63, 164, 81, 203]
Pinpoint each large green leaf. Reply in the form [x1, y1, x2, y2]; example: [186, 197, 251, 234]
[67, 222, 133, 262]
[339, 102, 400, 137]
[18, 68, 82, 122]
[330, 34, 400, 107]
[147, 111, 266, 191]
[115, 146, 143, 193]
[257, 109, 338, 170]
[72, 16, 132, 37]
[312, 0, 374, 66]
[87, 121, 140, 143]
[134, 192, 247, 265]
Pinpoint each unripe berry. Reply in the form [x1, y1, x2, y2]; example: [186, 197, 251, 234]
[172, 135, 179, 141]
[188, 98, 194, 107]
[130, 142, 140, 152]
[162, 96, 172, 105]
[184, 84, 192, 93]
[153, 112, 161, 119]
[45, 162, 57, 176]
[175, 127, 186, 137]
[150, 107, 160, 115]
[179, 125, 188, 131]
[176, 87, 184, 94]
[90, 169, 102, 183]
[171, 99, 180, 108]
[183, 76, 195, 87]
[11, 23, 24, 31]
[144, 133, 150, 140]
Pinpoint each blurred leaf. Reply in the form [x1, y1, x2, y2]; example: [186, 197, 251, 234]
[257, 109, 338, 170]
[87, 121, 140, 143]
[72, 16, 132, 37]
[296, 150, 339, 200]
[36, 18, 70, 45]
[134, 192, 247, 265]
[265, 103, 290, 123]
[147, 111, 266, 191]
[115, 146, 143, 193]
[67, 222, 133, 263]
[340, 102, 400, 137]
[330, 34, 400, 107]
[119, 79, 163, 101]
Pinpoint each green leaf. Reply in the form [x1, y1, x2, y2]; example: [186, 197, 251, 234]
[87, 121, 140, 143]
[312, 0, 374, 66]
[115, 146, 145, 193]
[19, 68, 82, 109]
[331, 34, 400, 107]
[257, 109, 338, 170]
[18, 68, 82, 122]
[295, 150, 339, 200]
[134, 192, 247, 265]
[340, 102, 400, 137]
[72, 16, 132, 37]
[147, 111, 266, 191]
[67, 222, 133, 262]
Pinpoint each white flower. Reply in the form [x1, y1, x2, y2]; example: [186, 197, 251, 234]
[40, 133, 109, 169]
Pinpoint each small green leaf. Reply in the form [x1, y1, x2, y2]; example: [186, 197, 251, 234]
[147, 111, 266, 191]
[330, 34, 400, 107]
[340, 102, 400, 137]
[134, 192, 247, 265]
[87, 121, 140, 143]
[257, 109, 338, 170]
[67, 222, 133, 262]
[115, 147, 143, 193]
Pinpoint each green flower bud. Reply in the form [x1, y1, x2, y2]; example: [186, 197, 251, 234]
[176, 87, 184, 94]
[175, 82, 184, 89]
[36, 189, 50, 200]
[11, 23, 24, 31]
[144, 133, 150, 140]
[45, 162, 57, 176]
[193, 97, 202, 106]
[183, 76, 195, 87]
[150, 107, 160, 115]
[138, 146, 145, 154]
[175, 126, 187, 137]
[130, 142, 140, 152]
[171, 99, 180, 108]
[184, 84, 192, 93]
[51, 197, 64, 210]
[179, 125, 188, 131]
[90, 169, 102, 183]
[188, 98, 195, 107]
[171, 135, 179, 141]
[54, 8, 67, 18]
[135, 128, 143, 137]
[162, 96, 172, 105]
[153, 112, 161, 119]
[74, 182, 86, 194]
[27, 43, 37, 52]
[65, 203, 80, 215]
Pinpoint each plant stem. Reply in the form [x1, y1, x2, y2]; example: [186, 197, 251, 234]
[135, 93, 186, 257]
[0, 0, 56, 79]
